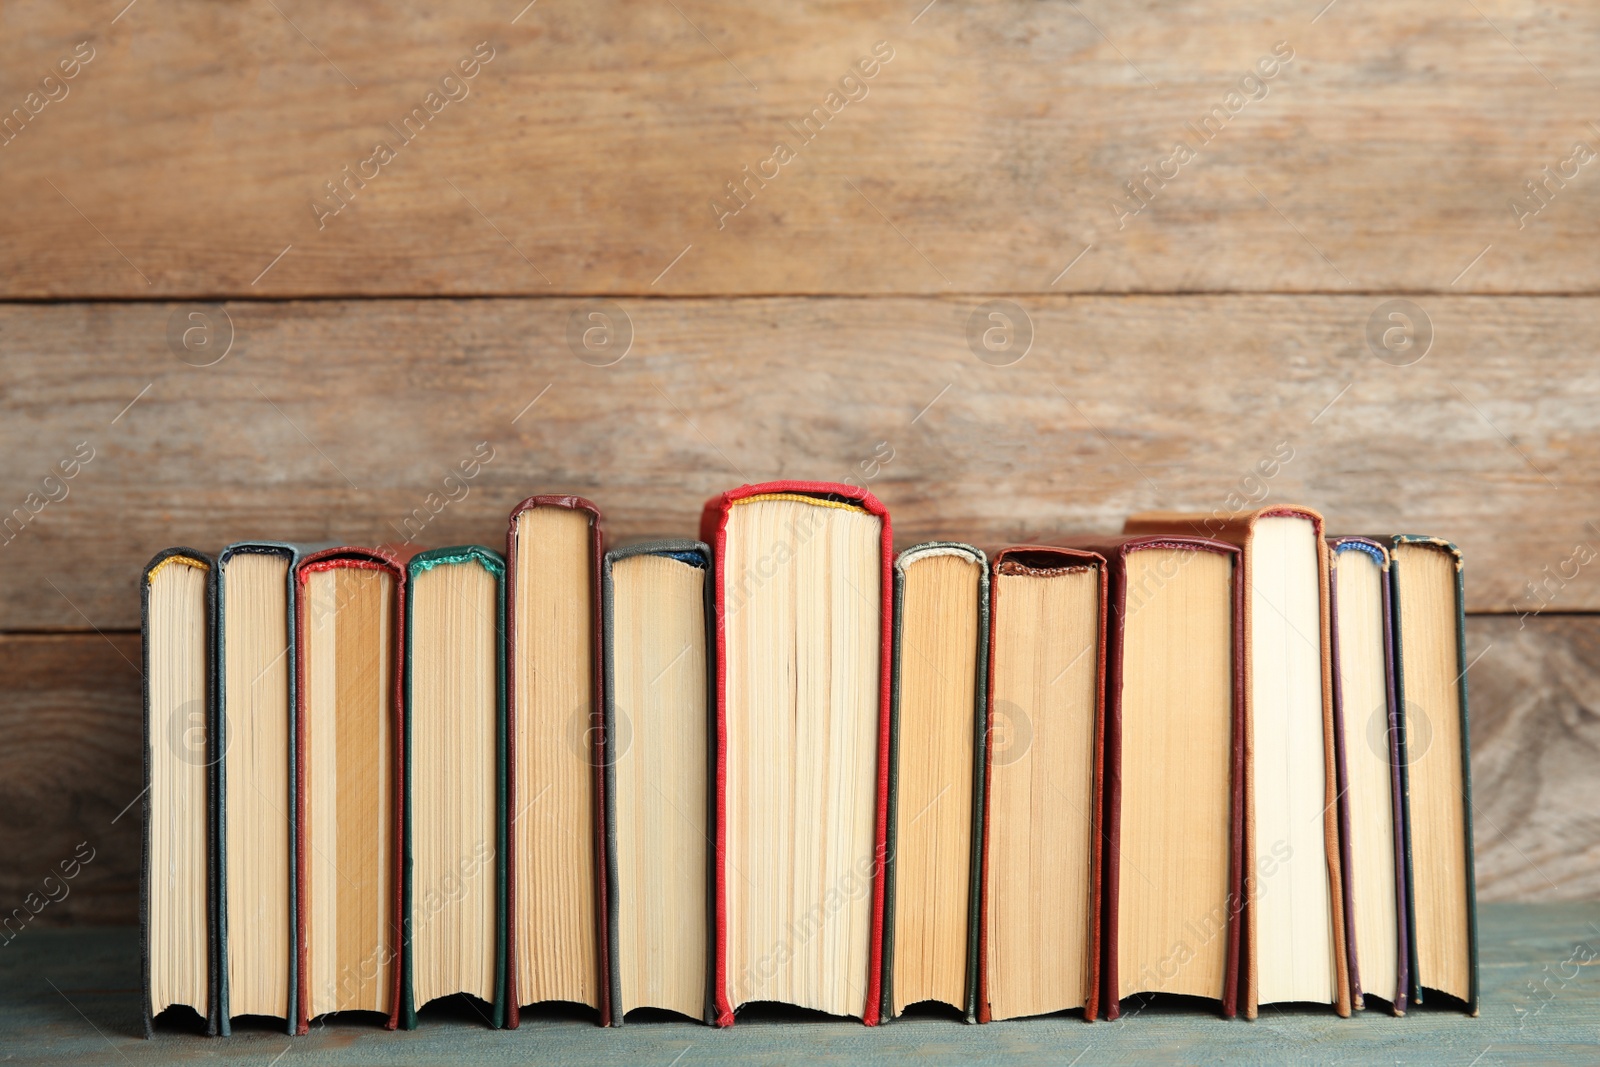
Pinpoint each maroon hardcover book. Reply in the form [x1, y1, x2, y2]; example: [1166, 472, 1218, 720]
[1056, 534, 1244, 1021]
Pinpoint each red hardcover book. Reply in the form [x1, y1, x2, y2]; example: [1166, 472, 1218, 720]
[292, 546, 412, 1034]
[699, 481, 894, 1026]
[504, 496, 610, 1027]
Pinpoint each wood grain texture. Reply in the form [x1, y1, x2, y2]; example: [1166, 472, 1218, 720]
[1471, 615, 1600, 903]
[1, 296, 1594, 628]
[0, 1, 1597, 297]
[4, 616, 1592, 930]
[2, 0, 1597, 953]
[5, 902, 1599, 1062]
[0, 634, 142, 931]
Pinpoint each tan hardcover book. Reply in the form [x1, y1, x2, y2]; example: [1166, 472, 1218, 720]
[504, 496, 608, 1025]
[978, 547, 1106, 1023]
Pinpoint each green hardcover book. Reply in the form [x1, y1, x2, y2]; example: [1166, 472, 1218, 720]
[879, 543, 990, 1024]
[400, 546, 508, 1029]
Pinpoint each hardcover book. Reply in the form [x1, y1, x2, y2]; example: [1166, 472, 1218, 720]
[1384, 535, 1478, 1015]
[400, 546, 507, 1029]
[1057, 535, 1243, 1020]
[216, 542, 322, 1035]
[977, 546, 1106, 1023]
[293, 546, 409, 1032]
[600, 540, 716, 1024]
[142, 547, 219, 1037]
[699, 481, 894, 1026]
[1124, 508, 1351, 1018]
[504, 496, 609, 1026]
[1327, 537, 1409, 1014]
[880, 543, 989, 1024]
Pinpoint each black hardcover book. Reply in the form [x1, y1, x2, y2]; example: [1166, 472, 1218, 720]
[600, 540, 717, 1025]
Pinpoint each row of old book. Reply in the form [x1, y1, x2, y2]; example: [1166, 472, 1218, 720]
[142, 481, 1476, 1037]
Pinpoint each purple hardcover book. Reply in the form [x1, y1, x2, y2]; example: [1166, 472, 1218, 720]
[1327, 536, 1409, 1015]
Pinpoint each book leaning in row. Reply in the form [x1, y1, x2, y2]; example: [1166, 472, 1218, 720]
[142, 485, 1476, 1035]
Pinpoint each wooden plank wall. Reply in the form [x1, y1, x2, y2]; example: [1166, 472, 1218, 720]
[1, 0, 1596, 921]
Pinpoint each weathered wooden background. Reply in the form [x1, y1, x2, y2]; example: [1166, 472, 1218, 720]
[2, 0, 1596, 923]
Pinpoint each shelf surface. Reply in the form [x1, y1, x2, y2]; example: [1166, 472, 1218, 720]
[3, 902, 1596, 1065]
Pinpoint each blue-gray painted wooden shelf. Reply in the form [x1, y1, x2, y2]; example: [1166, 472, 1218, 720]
[5, 903, 1594, 1065]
